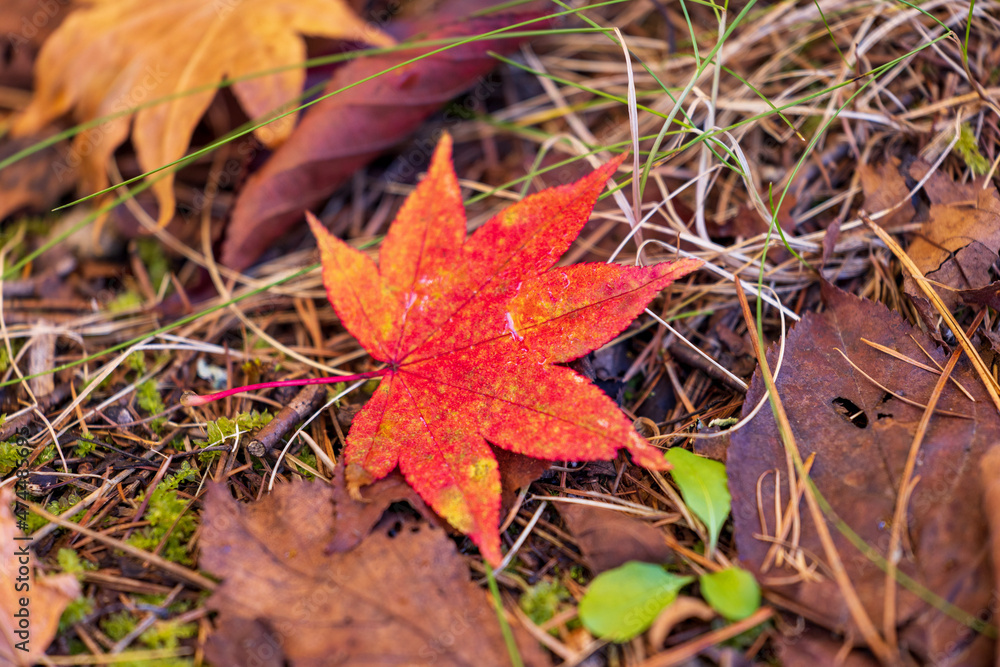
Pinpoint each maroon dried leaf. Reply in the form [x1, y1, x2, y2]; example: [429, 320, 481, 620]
[221, 8, 544, 270]
[958, 281, 1000, 311]
[727, 285, 996, 664]
[492, 445, 552, 513]
[327, 463, 434, 553]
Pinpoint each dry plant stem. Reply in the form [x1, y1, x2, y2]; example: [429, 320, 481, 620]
[21, 499, 217, 591]
[863, 215, 1000, 413]
[181, 369, 387, 407]
[636, 606, 774, 667]
[882, 309, 983, 649]
[735, 280, 896, 665]
[760, 455, 816, 573]
[247, 383, 327, 456]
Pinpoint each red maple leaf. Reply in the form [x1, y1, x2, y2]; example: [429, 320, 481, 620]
[188, 134, 701, 564]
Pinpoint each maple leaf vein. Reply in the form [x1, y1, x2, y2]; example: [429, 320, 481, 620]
[399, 367, 619, 443]
[402, 269, 666, 366]
[394, 373, 488, 520]
[396, 194, 606, 364]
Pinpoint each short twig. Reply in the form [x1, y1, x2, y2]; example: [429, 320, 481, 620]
[247, 383, 327, 457]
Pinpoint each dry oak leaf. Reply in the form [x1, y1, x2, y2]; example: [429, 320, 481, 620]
[309, 133, 702, 565]
[12, 0, 393, 225]
[200, 481, 550, 666]
[0, 488, 80, 666]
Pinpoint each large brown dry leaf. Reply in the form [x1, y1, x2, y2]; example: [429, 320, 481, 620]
[325, 463, 435, 553]
[557, 503, 674, 574]
[12, 0, 393, 226]
[221, 8, 542, 270]
[200, 481, 550, 666]
[728, 285, 996, 664]
[904, 163, 1000, 312]
[0, 488, 80, 665]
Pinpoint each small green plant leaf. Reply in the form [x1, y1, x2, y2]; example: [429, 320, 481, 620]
[665, 447, 731, 553]
[699, 566, 761, 621]
[520, 580, 569, 626]
[579, 561, 693, 641]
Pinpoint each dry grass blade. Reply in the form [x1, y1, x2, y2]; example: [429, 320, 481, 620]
[833, 348, 970, 418]
[861, 337, 974, 401]
[882, 309, 984, 649]
[864, 215, 1000, 413]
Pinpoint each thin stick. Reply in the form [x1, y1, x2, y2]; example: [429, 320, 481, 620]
[637, 607, 774, 667]
[247, 384, 327, 457]
[21, 499, 216, 591]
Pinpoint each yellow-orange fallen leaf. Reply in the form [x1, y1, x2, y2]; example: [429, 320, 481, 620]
[13, 0, 393, 225]
[0, 488, 80, 665]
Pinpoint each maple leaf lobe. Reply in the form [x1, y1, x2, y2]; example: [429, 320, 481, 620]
[310, 134, 701, 564]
